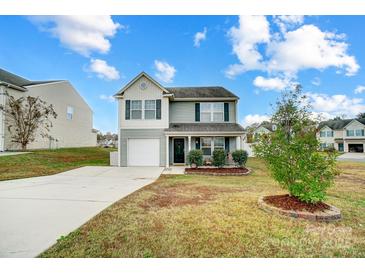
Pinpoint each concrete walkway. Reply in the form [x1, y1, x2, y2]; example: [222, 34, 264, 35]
[0, 166, 163, 258]
[337, 153, 365, 162]
[0, 152, 30, 157]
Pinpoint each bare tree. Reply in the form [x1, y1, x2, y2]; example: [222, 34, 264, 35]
[0, 92, 57, 150]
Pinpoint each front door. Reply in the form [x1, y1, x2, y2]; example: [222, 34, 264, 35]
[174, 138, 185, 163]
[338, 143, 344, 152]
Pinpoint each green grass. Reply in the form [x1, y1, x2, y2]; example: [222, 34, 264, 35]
[40, 158, 365, 258]
[0, 147, 115, 181]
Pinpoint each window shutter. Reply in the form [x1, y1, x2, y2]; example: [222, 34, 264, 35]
[196, 138, 201, 149]
[195, 103, 200, 122]
[156, 99, 161, 120]
[225, 137, 230, 153]
[125, 100, 130, 120]
[224, 103, 229, 122]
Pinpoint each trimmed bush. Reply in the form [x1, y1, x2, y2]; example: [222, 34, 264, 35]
[232, 149, 248, 167]
[187, 149, 203, 168]
[212, 149, 226, 168]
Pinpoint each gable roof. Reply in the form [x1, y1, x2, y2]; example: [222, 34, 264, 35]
[166, 86, 238, 99]
[0, 68, 62, 91]
[114, 72, 239, 99]
[318, 118, 365, 130]
[114, 71, 171, 97]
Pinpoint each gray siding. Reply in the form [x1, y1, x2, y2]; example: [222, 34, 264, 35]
[119, 128, 166, 166]
[169, 101, 236, 123]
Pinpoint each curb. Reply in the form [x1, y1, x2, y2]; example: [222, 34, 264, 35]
[258, 196, 341, 222]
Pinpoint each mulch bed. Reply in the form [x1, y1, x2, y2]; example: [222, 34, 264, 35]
[185, 167, 250, 175]
[263, 194, 330, 213]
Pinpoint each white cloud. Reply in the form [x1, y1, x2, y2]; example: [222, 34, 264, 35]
[242, 114, 271, 126]
[273, 15, 304, 33]
[31, 16, 121, 56]
[88, 59, 120, 80]
[225, 15, 270, 78]
[253, 76, 289, 91]
[311, 77, 321, 86]
[267, 24, 359, 77]
[226, 16, 359, 82]
[306, 92, 365, 118]
[99, 94, 115, 102]
[154, 60, 176, 83]
[194, 27, 207, 47]
[354, 85, 365, 94]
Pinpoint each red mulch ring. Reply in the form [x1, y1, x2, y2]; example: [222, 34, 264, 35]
[185, 167, 249, 174]
[263, 194, 330, 213]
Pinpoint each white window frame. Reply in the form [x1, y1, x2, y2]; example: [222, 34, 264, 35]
[66, 106, 74, 120]
[346, 129, 355, 137]
[131, 100, 142, 120]
[355, 129, 365, 136]
[200, 137, 225, 156]
[200, 102, 224, 122]
[144, 100, 156, 120]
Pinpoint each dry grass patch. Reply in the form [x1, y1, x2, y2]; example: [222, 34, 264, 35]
[40, 158, 365, 258]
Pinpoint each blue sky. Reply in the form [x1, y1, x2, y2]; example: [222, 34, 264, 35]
[0, 15, 365, 133]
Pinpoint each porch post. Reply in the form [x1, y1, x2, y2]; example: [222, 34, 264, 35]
[236, 136, 240, 150]
[165, 135, 169, 168]
[188, 136, 191, 152]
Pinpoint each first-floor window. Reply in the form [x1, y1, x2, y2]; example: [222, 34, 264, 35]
[201, 137, 225, 156]
[131, 100, 142, 119]
[144, 100, 156, 119]
[67, 106, 74, 120]
[201, 137, 212, 156]
[214, 137, 224, 150]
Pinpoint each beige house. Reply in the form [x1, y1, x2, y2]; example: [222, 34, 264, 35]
[0, 68, 97, 151]
[318, 118, 365, 153]
[114, 72, 245, 167]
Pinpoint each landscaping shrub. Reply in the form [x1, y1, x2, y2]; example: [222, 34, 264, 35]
[232, 149, 248, 167]
[212, 149, 226, 168]
[254, 85, 338, 204]
[187, 149, 203, 168]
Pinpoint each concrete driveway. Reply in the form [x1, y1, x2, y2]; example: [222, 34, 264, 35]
[0, 166, 163, 258]
[337, 152, 365, 162]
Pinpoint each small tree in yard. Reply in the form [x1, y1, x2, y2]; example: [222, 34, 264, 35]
[232, 149, 248, 167]
[187, 149, 203, 168]
[254, 85, 338, 204]
[0, 92, 57, 150]
[212, 149, 226, 168]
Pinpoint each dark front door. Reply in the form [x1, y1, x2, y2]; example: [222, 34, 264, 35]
[174, 138, 185, 163]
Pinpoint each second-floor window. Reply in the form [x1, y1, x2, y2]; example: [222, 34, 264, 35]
[131, 100, 142, 119]
[200, 103, 224, 122]
[320, 130, 333, 137]
[144, 100, 156, 119]
[67, 106, 74, 120]
[347, 129, 365, 137]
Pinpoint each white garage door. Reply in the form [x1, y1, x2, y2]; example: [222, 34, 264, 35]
[128, 138, 160, 166]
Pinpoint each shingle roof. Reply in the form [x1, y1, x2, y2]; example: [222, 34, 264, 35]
[318, 118, 365, 130]
[0, 68, 61, 89]
[165, 123, 245, 132]
[165, 86, 238, 99]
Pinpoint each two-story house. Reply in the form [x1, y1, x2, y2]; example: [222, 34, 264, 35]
[0, 68, 97, 151]
[114, 72, 245, 167]
[317, 118, 365, 153]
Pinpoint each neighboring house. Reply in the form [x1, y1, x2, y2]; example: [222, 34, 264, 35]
[114, 72, 245, 167]
[0, 68, 97, 151]
[252, 122, 277, 140]
[317, 118, 365, 153]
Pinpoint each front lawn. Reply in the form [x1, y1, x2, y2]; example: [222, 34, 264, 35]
[0, 147, 115, 181]
[40, 158, 365, 257]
